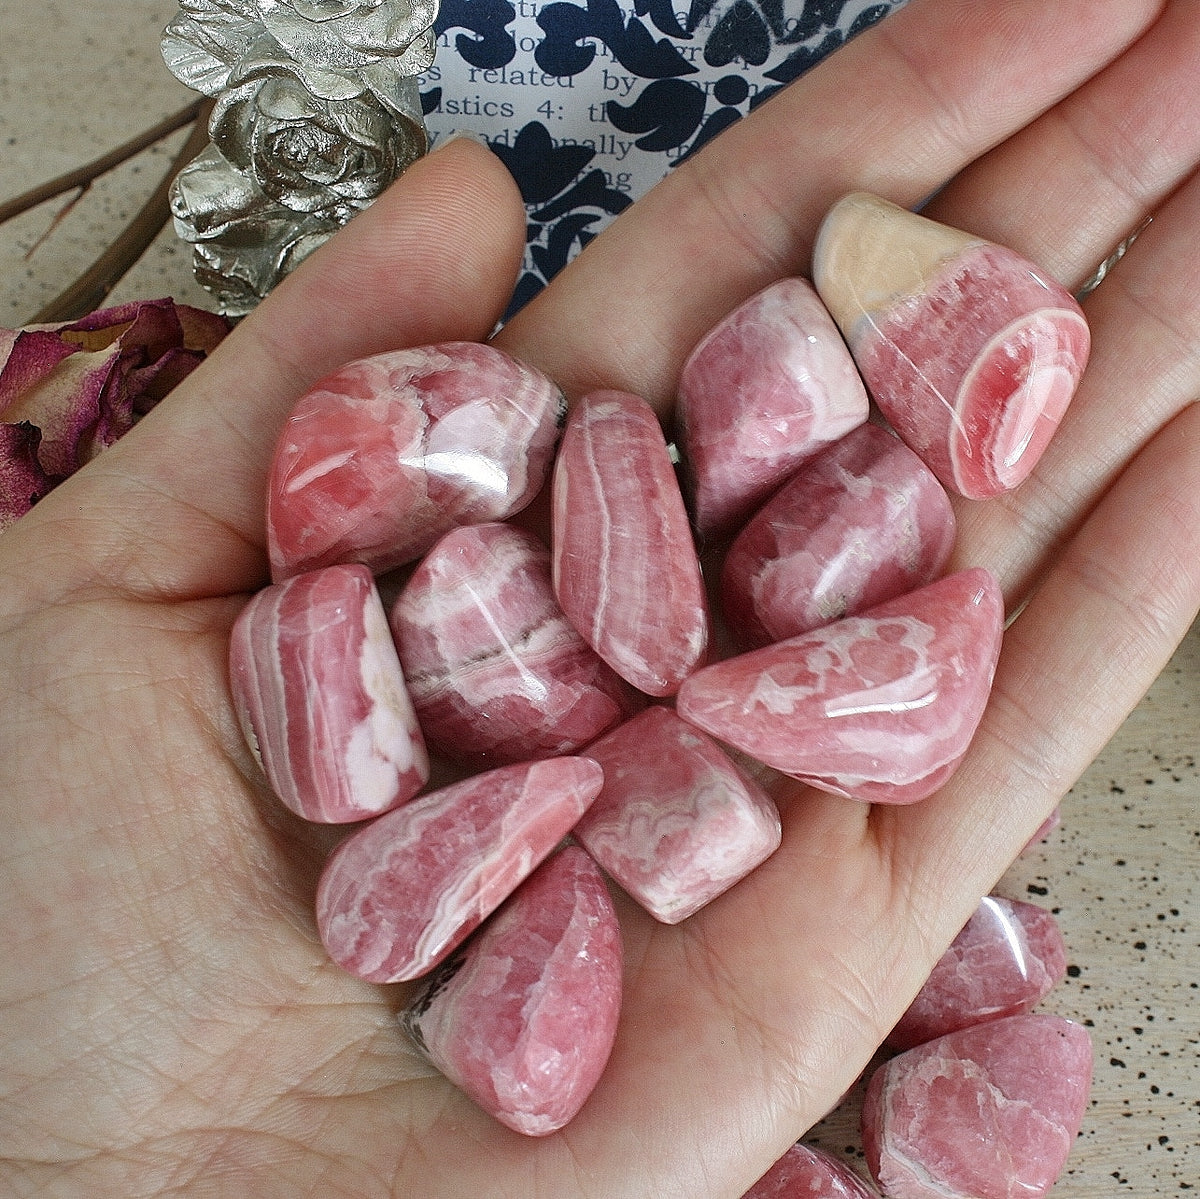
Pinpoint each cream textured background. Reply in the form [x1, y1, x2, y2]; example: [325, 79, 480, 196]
[1, 1, 1196, 1193]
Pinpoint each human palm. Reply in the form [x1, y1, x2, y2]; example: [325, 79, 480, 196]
[3, 1, 1200, 1195]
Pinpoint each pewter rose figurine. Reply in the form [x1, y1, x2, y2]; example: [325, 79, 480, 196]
[163, 0, 436, 315]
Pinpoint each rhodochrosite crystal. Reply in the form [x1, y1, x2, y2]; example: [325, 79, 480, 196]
[552, 390, 708, 696]
[862, 1014, 1094, 1199]
[229, 563, 428, 823]
[677, 568, 1004, 803]
[675, 276, 869, 538]
[266, 341, 564, 580]
[402, 846, 622, 1137]
[813, 193, 1089, 499]
[390, 522, 642, 764]
[721, 423, 956, 648]
[573, 706, 781, 923]
[887, 896, 1067, 1050]
[316, 757, 603, 982]
[743, 1142, 878, 1198]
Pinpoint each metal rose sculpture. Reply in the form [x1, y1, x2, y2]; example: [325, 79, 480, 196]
[163, 0, 436, 314]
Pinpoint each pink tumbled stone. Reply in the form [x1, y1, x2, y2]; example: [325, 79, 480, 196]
[677, 568, 1004, 803]
[722, 423, 955, 648]
[743, 1143, 878, 1198]
[391, 523, 642, 765]
[266, 341, 564, 580]
[316, 757, 603, 982]
[228, 563, 428, 823]
[402, 846, 622, 1137]
[887, 896, 1068, 1050]
[862, 1014, 1094, 1199]
[552, 390, 708, 697]
[573, 706, 781, 923]
[814, 193, 1089, 499]
[676, 276, 870, 538]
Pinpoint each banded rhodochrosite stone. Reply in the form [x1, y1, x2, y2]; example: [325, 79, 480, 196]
[391, 523, 642, 765]
[742, 1142, 878, 1198]
[861, 1014, 1094, 1199]
[573, 706, 781, 923]
[316, 757, 604, 982]
[229, 563, 428, 823]
[813, 193, 1090, 499]
[676, 276, 870, 538]
[677, 568, 1004, 803]
[552, 390, 708, 696]
[401, 846, 622, 1137]
[721, 423, 955, 648]
[266, 342, 565, 580]
[887, 896, 1067, 1050]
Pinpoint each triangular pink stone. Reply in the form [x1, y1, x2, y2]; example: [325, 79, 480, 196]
[677, 569, 1003, 803]
[862, 1014, 1093, 1198]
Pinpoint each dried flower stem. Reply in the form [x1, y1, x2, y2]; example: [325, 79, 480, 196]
[29, 102, 213, 326]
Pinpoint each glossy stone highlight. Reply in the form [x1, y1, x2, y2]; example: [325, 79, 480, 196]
[552, 390, 708, 696]
[402, 846, 622, 1137]
[862, 1014, 1094, 1199]
[887, 896, 1068, 1050]
[266, 341, 564, 580]
[229, 563, 428, 823]
[813, 193, 1089, 499]
[316, 757, 604, 982]
[677, 569, 1004, 804]
[721, 423, 955, 648]
[391, 523, 642, 765]
[676, 277, 870, 538]
[743, 1142, 878, 1198]
[573, 706, 781, 923]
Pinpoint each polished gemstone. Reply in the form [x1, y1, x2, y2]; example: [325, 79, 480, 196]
[676, 277, 869, 538]
[266, 341, 564, 580]
[862, 1014, 1093, 1199]
[391, 522, 642, 765]
[552, 390, 708, 697]
[813, 193, 1089, 499]
[228, 563, 428, 823]
[743, 1142, 878, 1198]
[401, 846, 622, 1137]
[887, 896, 1067, 1050]
[721, 423, 955, 648]
[677, 569, 1004, 803]
[316, 757, 604, 982]
[573, 706, 781, 924]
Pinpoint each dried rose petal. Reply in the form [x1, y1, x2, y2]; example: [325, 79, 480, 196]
[0, 298, 229, 530]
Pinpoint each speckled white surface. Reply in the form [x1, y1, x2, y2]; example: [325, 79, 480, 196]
[2, 3, 1197, 1193]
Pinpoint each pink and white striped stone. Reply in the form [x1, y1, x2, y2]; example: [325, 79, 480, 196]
[887, 896, 1067, 1050]
[573, 706, 780, 923]
[266, 341, 565, 580]
[316, 757, 604, 982]
[391, 522, 642, 765]
[228, 563, 428, 823]
[813, 193, 1089, 499]
[677, 569, 1004, 804]
[402, 846, 622, 1136]
[676, 276, 870, 539]
[721, 423, 955, 648]
[552, 390, 708, 697]
[862, 1014, 1093, 1199]
[742, 1143, 878, 1198]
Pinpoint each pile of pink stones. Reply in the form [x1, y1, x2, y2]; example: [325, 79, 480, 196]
[230, 192, 1096, 1168]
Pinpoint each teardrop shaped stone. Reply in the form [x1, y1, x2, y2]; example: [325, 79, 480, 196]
[813, 193, 1089, 499]
[402, 846, 622, 1137]
[267, 341, 564, 580]
[316, 756, 603, 982]
[677, 568, 1003, 804]
[862, 1014, 1093, 1199]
